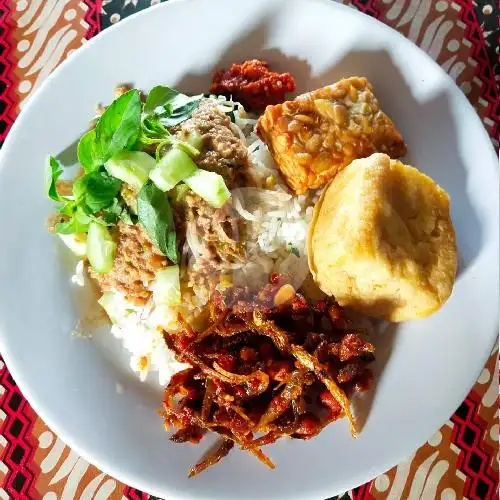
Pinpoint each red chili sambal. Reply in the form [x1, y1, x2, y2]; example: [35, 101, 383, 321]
[210, 59, 296, 111]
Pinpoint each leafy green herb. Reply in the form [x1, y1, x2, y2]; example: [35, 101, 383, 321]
[102, 198, 137, 225]
[73, 170, 122, 214]
[288, 243, 300, 257]
[137, 181, 177, 263]
[141, 115, 171, 142]
[144, 85, 179, 114]
[140, 89, 202, 147]
[118, 207, 136, 225]
[58, 202, 76, 216]
[159, 99, 201, 127]
[55, 208, 90, 234]
[77, 129, 101, 173]
[95, 89, 141, 162]
[45, 156, 67, 202]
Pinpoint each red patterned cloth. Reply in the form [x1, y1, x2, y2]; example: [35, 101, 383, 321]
[0, 1, 498, 499]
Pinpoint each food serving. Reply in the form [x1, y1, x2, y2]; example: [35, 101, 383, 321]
[162, 278, 375, 476]
[256, 76, 407, 194]
[45, 59, 456, 475]
[308, 153, 457, 322]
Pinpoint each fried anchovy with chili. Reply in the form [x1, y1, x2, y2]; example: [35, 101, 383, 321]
[161, 276, 375, 476]
[188, 439, 234, 478]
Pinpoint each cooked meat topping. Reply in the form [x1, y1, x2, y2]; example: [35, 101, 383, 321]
[183, 192, 244, 263]
[88, 100, 251, 307]
[176, 192, 244, 302]
[179, 101, 248, 187]
[89, 221, 168, 305]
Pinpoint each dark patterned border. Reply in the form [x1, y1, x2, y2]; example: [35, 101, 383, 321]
[348, 0, 381, 17]
[0, 0, 18, 148]
[475, 0, 499, 78]
[0, 1, 498, 500]
[0, 358, 40, 499]
[451, 393, 498, 499]
[455, 0, 499, 143]
[125, 486, 151, 500]
[85, 0, 103, 39]
[101, 0, 165, 29]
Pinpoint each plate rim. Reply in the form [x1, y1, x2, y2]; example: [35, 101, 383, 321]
[0, 0, 498, 498]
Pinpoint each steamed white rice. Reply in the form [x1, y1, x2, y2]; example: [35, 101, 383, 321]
[73, 100, 318, 386]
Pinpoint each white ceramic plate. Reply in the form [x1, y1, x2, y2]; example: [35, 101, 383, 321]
[0, 0, 498, 498]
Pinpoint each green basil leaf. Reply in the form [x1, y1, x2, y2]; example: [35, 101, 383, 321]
[45, 156, 66, 202]
[102, 198, 137, 225]
[55, 209, 91, 234]
[77, 129, 102, 172]
[95, 89, 141, 161]
[73, 170, 122, 214]
[55, 220, 85, 234]
[137, 181, 177, 263]
[159, 99, 201, 127]
[142, 115, 170, 139]
[58, 202, 75, 216]
[119, 208, 136, 225]
[144, 85, 179, 114]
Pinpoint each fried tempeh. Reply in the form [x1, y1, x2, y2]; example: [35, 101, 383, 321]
[256, 77, 406, 194]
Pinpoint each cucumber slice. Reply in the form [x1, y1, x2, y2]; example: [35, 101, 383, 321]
[58, 233, 87, 257]
[177, 129, 204, 155]
[105, 151, 156, 189]
[98, 292, 121, 324]
[152, 266, 181, 306]
[185, 130, 204, 151]
[184, 169, 231, 208]
[149, 147, 198, 192]
[87, 222, 116, 273]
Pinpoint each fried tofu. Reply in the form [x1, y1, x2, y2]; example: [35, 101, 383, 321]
[256, 77, 407, 194]
[308, 153, 457, 322]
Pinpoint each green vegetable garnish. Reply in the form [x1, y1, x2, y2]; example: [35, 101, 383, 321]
[184, 130, 204, 151]
[105, 151, 156, 189]
[58, 233, 87, 257]
[76, 90, 142, 174]
[55, 208, 90, 234]
[95, 89, 141, 162]
[45, 156, 67, 202]
[141, 115, 171, 143]
[141, 88, 202, 145]
[73, 170, 122, 214]
[144, 85, 179, 114]
[86, 221, 116, 273]
[159, 99, 201, 127]
[101, 198, 136, 226]
[47, 84, 206, 258]
[77, 129, 100, 173]
[137, 181, 178, 264]
[184, 169, 231, 208]
[149, 147, 198, 192]
[152, 266, 181, 306]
